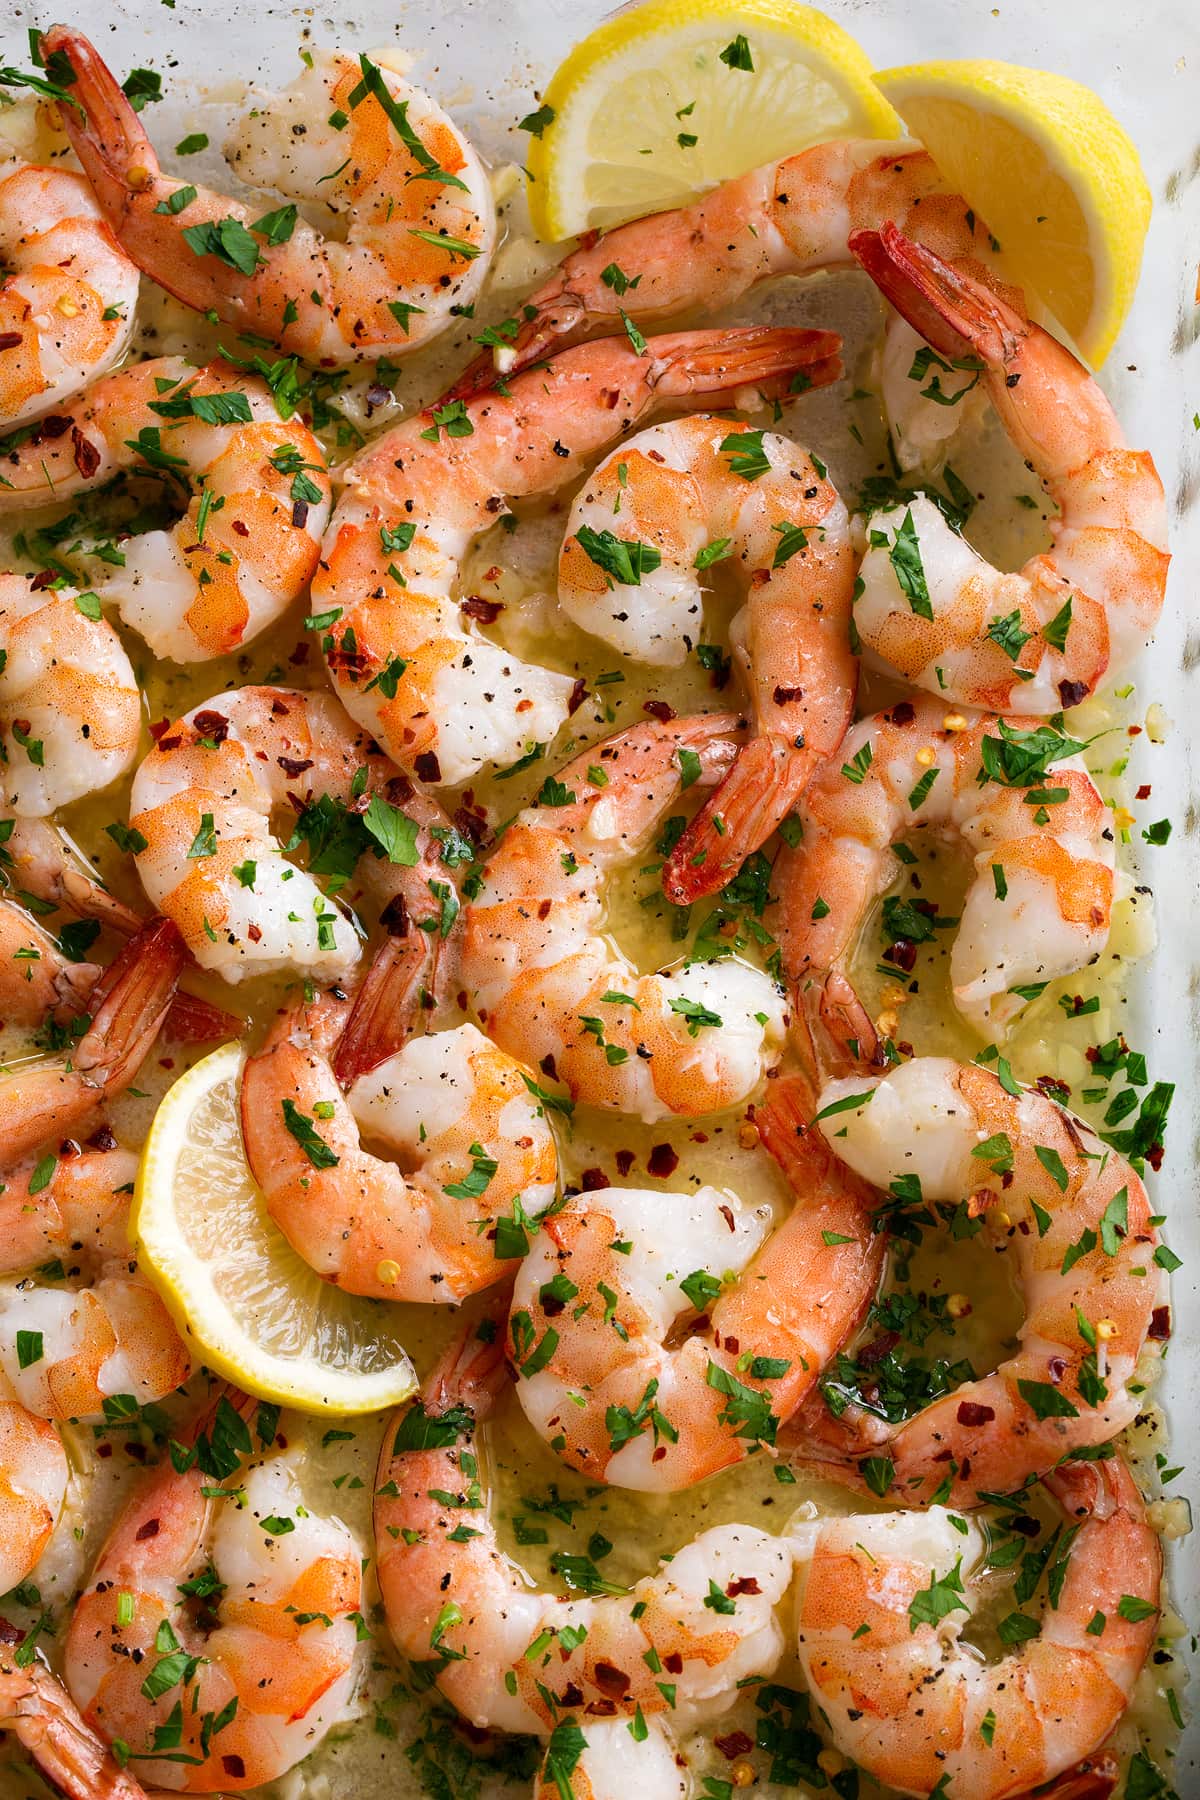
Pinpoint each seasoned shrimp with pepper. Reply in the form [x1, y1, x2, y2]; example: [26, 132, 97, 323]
[0, 160, 139, 430]
[375, 1317, 792, 1756]
[64, 1389, 362, 1791]
[788, 1055, 1167, 1506]
[311, 324, 840, 785]
[460, 715, 788, 1120]
[788, 1455, 1160, 1799]
[0, 357, 330, 663]
[850, 224, 1168, 712]
[775, 695, 1115, 1035]
[0, 575, 140, 815]
[508, 1074, 880, 1489]
[559, 415, 855, 900]
[240, 936, 558, 1303]
[42, 28, 494, 363]
[129, 686, 461, 983]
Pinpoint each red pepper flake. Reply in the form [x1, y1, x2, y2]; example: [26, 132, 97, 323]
[1136, 784, 1152, 800]
[135, 1518, 161, 1541]
[647, 1144, 679, 1178]
[568, 676, 588, 715]
[1148, 1305, 1172, 1341]
[0, 331, 23, 350]
[643, 699, 676, 723]
[461, 595, 503, 623]
[580, 1167, 611, 1191]
[956, 1401, 995, 1427]
[714, 1732, 754, 1760]
[615, 1149, 635, 1177]
[192, 709, 231, 743]
[593, 1663, 631, 1698]
[415, 751, 441, 783]
[72, 424, 100, 479]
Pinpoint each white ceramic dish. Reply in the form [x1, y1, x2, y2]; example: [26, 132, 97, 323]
[1, 0, 1196, 1790]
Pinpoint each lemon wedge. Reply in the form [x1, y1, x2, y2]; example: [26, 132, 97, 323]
[872, 60, 1151, 366]
[132, 1043, 416, 1414]
[524, 0, 898, 241]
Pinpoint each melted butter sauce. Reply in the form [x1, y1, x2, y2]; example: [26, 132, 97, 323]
[0, 89, 1186, 1800]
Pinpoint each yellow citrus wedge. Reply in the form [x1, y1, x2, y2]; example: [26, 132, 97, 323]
[871, 59, 1151, 366]
[132, 1043, 416, 1414]
[524, 0, 899, 241]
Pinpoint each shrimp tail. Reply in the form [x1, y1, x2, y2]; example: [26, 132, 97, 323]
[661, 736, 812, 903]
[849, 220, 1022, 365]
[797, 968, 887, 1081]
[423, 1293, 512, 1419]
[76, 916, 187, 1089]
[40, 28, 161, 232]
[163, 989, 243, 1044]
[0, 1642, 149, 1800]
[332, 930, 425, 1088]
[641, 326, 841, 402]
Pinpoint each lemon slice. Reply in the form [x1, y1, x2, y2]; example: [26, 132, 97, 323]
[872, 60, 1151, 366]
[525, 0, 899, 241]
[133, 1043, 416, 1414]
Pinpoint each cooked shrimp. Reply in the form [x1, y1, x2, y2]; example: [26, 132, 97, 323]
[129, 685, 460, 982]
[0, 161, 138, 431]
[533, 1718, 686, 1800]
[0, 915, 185, 1167]
[0, 1643, 150, 1800]
[374, 1317, 792, 1741]
[453, 139, 992, 392]
[460, 716, 787, 1120]
[509, 1073, 880, 1489]
[0, 1403, 68, 1594]
[788, 1055, 1166, 1506]
[240, 946, 558, 1303]
[0, 816, 143, 937]
[64, 1389, 362, 1791]
[787, 1454, 1160, 1799]
[0, 893, 101, 1026]
[0, 574, 140, 814]
[312, 325, 841, 785]
[0, 1144, 189, 1421]
[849, 224, 1168, 711]
[558, 416, 855, 901]
[0, 356, 331, 662]
[44, 28, 493, 364]
[775, 695, 1115, 1035]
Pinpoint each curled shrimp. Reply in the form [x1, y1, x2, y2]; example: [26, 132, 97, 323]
[0, 914, 185, 1168]
[558, 415, 855, 901]
[508, 1073, 880, 1490]
[0, 574, 140, 815]
[240, 938, 558, 1303]
[775, 695, 1115, 1035]
[849, 224, 1168, 712]
[459, 715, 788, 1121]
[64, 1388, 362, 1791]
[43, 27, 494, 364]
[0, 356, 331, 663]
[787, 1054, 1167, 1507]
[0, 160, 138, 430]
[129, 685, 461, 983]
[0, 1143, 189, 1422]
[453, 139, 992, 393]
[0, 1644, 149, 1800]
[311, 324, 840, 786]
[787, 1454, 1160, 1799]
[374, 1317, 792, 1749]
